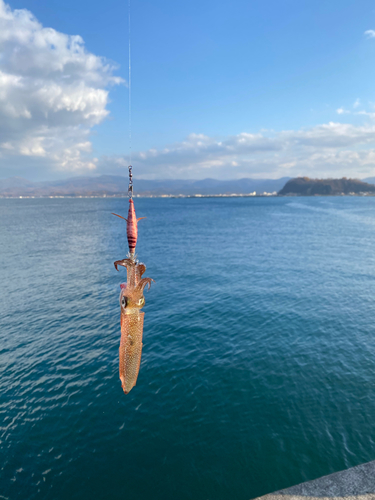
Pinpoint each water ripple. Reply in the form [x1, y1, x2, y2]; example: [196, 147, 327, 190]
[2, 197, 375, 499]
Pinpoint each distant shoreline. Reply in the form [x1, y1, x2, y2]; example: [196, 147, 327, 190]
[3, 176, 375, 198]
[0, 193, 275, 199]
[2, 192, 375, 199]
[3, 175, 375, 198]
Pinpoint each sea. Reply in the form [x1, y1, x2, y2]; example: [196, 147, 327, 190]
[1, 196, 375, 500]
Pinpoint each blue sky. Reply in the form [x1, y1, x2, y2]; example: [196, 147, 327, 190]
[2, 0, 375, 180]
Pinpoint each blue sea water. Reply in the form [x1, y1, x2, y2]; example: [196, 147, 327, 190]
[1, 196, 375, 500]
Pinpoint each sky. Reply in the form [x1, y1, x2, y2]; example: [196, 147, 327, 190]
[2, 0, 375, 180]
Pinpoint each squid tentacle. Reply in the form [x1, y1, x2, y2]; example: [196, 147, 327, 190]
[114, 259, 129, 271]
[135, 277, 154, 294]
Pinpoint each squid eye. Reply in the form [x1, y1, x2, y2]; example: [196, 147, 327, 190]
[121, 296, 127, 308]
[138, 297, 145, 306]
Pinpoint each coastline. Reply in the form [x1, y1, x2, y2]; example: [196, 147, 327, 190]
[2, 192, 375, 199]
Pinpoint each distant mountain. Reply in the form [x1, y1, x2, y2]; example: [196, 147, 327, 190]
[0, 175, 291, 197]
[0, 177, 36, 190]
[279, 177, 375, 196]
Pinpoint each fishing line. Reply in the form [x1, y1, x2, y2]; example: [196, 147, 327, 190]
[111, 0, 155, 397]
[128, 0, 132, 167]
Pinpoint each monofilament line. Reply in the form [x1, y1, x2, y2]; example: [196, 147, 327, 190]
[128, 0, 132, 166]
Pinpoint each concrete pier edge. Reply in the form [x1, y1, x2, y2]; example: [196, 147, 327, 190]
[253, 460, 375, 500]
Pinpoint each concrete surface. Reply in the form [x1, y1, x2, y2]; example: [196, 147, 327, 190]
[253, 460, 375, 500]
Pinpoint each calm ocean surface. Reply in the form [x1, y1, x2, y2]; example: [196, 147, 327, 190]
[1, 196, 375, 500]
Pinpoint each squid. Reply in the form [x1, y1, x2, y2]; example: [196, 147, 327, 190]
[113, 199, 153, 394]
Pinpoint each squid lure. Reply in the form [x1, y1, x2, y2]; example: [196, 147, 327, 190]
[112, 195, 153, 394]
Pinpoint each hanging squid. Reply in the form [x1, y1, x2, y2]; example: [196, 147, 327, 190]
[112, 188, 153, 394]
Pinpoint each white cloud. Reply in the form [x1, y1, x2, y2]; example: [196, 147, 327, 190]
[336, 107, 352, 115]
[0, 0, 122, 174]
[283, 122, 375, 148]
[364, 30, 375, 38]
[353, 98, 360, 108]
[356, 110, 375, 119]
[97, 121, 375, 180]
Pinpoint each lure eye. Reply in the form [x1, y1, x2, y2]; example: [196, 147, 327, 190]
[121, 296, 127, 308]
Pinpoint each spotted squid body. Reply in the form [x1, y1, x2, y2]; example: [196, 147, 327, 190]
[113, 199, 153, 394]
